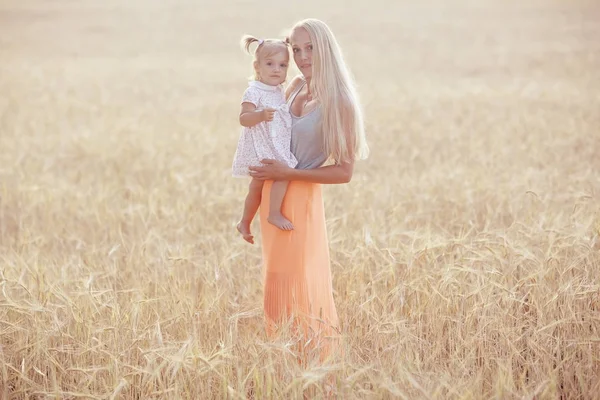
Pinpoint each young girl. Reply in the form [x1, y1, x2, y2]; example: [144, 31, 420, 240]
[232, 35, 298, 244]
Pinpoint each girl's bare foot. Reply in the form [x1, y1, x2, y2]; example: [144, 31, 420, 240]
[267, 214, 294, 231]
[237, 221, 254, 244]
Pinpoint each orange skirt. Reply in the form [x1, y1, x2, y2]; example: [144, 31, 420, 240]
[259, 180, 341, 364]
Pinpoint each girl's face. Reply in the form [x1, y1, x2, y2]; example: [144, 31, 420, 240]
[254, 49, 289, 86]
[290, 28, 313, 79]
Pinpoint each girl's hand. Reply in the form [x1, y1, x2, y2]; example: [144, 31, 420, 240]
[261, 108, 276, 122]
[249, 159, 292, 180]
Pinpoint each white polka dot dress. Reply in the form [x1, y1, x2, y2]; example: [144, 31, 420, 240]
[232, 81, 298, 177]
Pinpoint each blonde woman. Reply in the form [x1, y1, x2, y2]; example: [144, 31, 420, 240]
[249, 18, 369, 365]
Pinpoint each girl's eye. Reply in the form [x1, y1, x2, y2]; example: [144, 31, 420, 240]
[281, 64, 287, 67]
[267, 62, 272, 66]
[308, 45, 313, 50]
[293, 48, 299, 53]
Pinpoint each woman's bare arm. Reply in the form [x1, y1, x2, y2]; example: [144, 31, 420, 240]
[249, 159, 354, 184]
[288, 162, 353, 184]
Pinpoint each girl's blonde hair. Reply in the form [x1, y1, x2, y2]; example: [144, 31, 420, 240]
[290, 19, 369, 164]
[241, 35, 289, 81]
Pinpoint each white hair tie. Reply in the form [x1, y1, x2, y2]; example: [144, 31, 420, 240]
[257, 39, 264, 45]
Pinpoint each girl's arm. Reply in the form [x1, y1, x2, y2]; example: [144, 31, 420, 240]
[239, 103, 274, 127]
[249, 159, 354, 184]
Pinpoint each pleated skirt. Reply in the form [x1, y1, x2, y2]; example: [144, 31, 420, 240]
[259, 180, 341, 364]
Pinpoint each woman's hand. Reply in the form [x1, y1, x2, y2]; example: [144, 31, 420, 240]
[249, 159, 293, 181]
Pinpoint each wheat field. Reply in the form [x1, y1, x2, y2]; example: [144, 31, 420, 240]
[1, 0, 600, 398]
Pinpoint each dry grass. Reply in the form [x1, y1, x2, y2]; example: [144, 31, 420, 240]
[1, 0, 600, 398]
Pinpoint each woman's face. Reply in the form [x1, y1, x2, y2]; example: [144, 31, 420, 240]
[290, 28, 313, 79]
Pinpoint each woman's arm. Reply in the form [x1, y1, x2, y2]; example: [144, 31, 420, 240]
[289, 162, 354, 184]
[249, 159, 354, 184]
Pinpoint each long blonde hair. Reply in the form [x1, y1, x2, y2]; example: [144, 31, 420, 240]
[240, 35, 288, 81]
[291, 19, 369, 164]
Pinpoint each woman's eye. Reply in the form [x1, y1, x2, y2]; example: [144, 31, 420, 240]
[308, 45, 313, 50]
[293, 48, 299, 53]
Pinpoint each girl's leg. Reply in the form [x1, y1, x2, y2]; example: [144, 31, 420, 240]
[237, 178, 264, 244]
[267, 180, 294, 231]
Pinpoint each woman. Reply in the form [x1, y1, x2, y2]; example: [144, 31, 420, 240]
[248, 18, 369, 365]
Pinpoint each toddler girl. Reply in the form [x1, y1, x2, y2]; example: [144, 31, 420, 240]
[232, 35, 297, 244]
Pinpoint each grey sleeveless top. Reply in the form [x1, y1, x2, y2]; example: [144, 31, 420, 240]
[288, 81, 328, 170]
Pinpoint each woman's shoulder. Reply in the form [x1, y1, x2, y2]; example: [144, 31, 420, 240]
[284, 75, 305, 99]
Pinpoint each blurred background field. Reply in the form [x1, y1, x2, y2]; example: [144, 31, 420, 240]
[1, 0, 599, 398]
